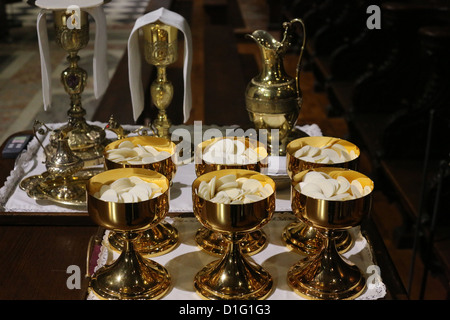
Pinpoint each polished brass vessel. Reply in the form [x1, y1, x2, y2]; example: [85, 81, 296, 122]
[284, 136, 360, 256]
[142, 22, 178, 139]
[87, 168, 171, 300]
[245, 18, 306, 155]
[288, 167, 373, 300]
[103, 135, 179, 256]
[194, 137, 269, 256]
[21, 120, 89, 205]
[50, 10, 106, 165]
[192, 169, 275, 300]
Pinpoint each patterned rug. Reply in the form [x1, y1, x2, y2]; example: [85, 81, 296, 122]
[0, 0, 149, 143]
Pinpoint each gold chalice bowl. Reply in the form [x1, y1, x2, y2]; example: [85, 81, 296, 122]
[192, 169, 275, 300]
[194, 137, 269, 256]
[284, 136, 360, 255]
[87, 168, 171, 300]
[288, 167, 373, 300]
[103, 135, 178, 256]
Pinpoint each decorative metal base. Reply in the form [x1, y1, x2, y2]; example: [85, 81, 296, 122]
[108, 222, 179, 257]
[19, 167, 104, 206]
[287, 233, 365, 300]
[195, 227, 267, 256]
[282, 221, 353, 255]
[194, 237, 273, 300]
[89, 239, 171, 300]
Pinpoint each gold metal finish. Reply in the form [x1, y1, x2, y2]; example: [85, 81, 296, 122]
[50, 10, 106, 166]
[104, 135, 179, 256]
[283, 136, 360, 255]
[194, 137, 269, 256]
[104, 135, 178, 182]
[142, 22, 178, 139]
[87, 168, 171, 300]
[245, 18, 306, 155]
[108, 221, 179, 257]
[288, 167, 373, 300]
[21, 120, 102, 206]
[192, 169, 275, 300]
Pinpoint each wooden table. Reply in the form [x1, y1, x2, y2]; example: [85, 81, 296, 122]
[0, 0, 408, 301]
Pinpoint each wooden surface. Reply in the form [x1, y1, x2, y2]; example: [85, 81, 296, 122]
[0, 0, 408, 300]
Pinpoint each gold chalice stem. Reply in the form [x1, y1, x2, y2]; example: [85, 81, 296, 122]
[108, 221, 179, 257]
[194, 233, 273, 300]
[62, 53, 87, 126]
[151, 66, 173, 139]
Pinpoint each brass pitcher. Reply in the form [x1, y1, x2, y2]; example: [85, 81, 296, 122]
[245, 19, 306, 155]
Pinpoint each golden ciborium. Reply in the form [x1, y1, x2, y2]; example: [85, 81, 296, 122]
[245, 18, 306, 156]
[87, 168, 171, 300]
[288, 167, 373, 300]
[142, 22, 178, 139]
[192, 169, 275, 300]
[49, 9, 106, 165]
[284, 136, 360, 256]
[103, 135, 179, 257]
[194, 137, 269, 256]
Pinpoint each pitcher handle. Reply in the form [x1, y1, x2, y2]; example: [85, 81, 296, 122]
[286, 18, 307, 98]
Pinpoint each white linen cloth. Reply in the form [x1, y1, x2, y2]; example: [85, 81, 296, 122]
[87, 215, 387, 300]
[36, 0, 109, 110]
[128, 7, 193, 122]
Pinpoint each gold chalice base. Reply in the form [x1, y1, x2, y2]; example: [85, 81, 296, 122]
[89, 248, 171, 300]
[108, 222, 179, 257]
[194, 238, 273, 300]
[282, 221, 353, 255]
[195, 228, 267, 256]
[287, 241, 366, 300]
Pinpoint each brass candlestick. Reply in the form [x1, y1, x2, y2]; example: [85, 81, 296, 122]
[51, 9, 106, 165]
[288, 167, 373, 300]
[192, 169, 275, 300]
[142, 22, 178, 139]
[283, 137, 360, 256]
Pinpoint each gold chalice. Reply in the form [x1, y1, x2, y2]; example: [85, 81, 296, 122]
[194, 137, 269, 256]
[103, 135, 178, 256]
[283, 136, 360, 255]
[51, 9, 106, 165]
[288, 167, 373, 300]
[142, 22, 178, 139]
[87, 168, 171, 300]
[192, 169, 275, 300]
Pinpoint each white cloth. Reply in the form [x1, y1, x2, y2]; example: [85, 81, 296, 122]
[36, 1, 109, 110]
[87, 217, 387, 300]
[128, 7, 193, 123]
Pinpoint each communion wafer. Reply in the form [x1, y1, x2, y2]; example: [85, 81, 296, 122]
[94, 176, 163, 203]
[196, 174, 274, 204]
[202, 138, 263, 165]
[293, 142, 357, 164]
[106, 141, 171, 165]
[295, 171, 372, 200]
